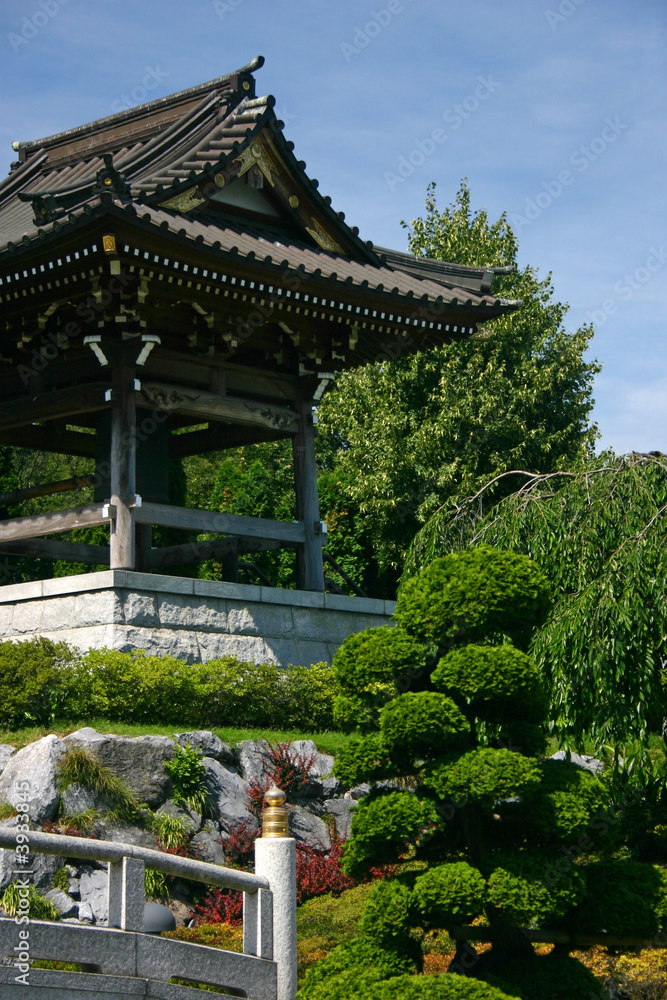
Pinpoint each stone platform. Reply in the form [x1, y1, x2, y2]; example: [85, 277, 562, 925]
[0, 571, 395, 665]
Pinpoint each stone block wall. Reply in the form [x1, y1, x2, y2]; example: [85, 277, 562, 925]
[0, 571, 395, 665]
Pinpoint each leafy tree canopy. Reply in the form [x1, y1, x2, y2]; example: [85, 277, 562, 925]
[316, 181, 600, 594]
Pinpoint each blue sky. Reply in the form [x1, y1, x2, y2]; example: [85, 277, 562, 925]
[1, 0, 664, 454]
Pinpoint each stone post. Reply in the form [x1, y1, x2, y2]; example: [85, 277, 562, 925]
[254, 787, 297, 1000]
[107, 856, 145, 932]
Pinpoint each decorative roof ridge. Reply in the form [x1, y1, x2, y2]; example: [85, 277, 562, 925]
[14, 56, 265, 159]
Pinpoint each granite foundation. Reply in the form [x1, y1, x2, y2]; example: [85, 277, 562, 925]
[0, 571, 395, 665]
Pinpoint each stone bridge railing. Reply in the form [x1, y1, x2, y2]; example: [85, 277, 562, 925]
[0, 788, 296, 1000]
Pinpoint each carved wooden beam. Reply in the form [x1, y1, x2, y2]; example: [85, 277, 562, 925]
[0, 503, 115, 543]
[137, 382, 298, 434]
[134, 502, 305, 545]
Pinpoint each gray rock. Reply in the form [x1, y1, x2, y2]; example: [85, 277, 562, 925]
[60, 782, 109, 818]
[0, 745, 15, 776]
[288, 805, 331, 851]
[92, 818, 157, 850]
[78, 866, 108, 924]
[237, 740, 271, 785]
[174, 731, 235, 764]
[550, 751, 604, 775]
[349, 783, 371, 800]
[43, 888, 78, 919]
[289, 740, 334, 778]
[190, 821, 226, 866]
[63, 728, 175, 808]
[323, 798, 357, 840]
[0, 734, 66, 823]
[68, 878, 80, 900]
[156, 799, 201, 835]
[202, 757, 255, 833]
[77, 900, 94, 923]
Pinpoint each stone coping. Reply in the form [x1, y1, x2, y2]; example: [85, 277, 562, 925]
[0, 570, 396, 617]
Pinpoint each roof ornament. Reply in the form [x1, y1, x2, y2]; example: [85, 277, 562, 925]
[94, 153, 130, 197]
[234, 138, 278, 188]
[306, 218, 344, 255]
[159, 186, 207, 214]
[17, 191, 62, 226]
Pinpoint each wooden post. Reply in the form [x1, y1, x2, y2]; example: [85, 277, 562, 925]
[292, 398, 324, 591]
[109, 362, 137, 569]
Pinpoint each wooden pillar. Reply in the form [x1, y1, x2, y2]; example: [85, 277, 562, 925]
[292, 398, 324, 591]
[109, 361, 137, 569]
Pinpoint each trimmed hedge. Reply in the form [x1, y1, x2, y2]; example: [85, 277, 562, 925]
[412, 862, 487, 926]
[0, 639, 337, 731]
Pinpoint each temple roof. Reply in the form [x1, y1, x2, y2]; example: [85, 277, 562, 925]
[0, 57, 517, 311]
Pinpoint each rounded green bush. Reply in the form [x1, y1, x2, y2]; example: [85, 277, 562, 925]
[432, 645, 548, 724]
[425, 748, 541, 807]
[412, 861, 487, 926]
[361, 880, 421, 967]
[363, 976, 522, 999]
[576, 860, 667, 937]
[522, 759, 609, 843]
[486, 852, 586, 926]
[380, 692, 470, 759]
[342, 792, 439, 879]
[333, 692, 379, 734]
[484, 952, 603, 1000]
[395, 546, 551, 651]
[332, 626, 427, 694]
[334, 733, 395, 786]
[0, 637, 77, 727]
[297, 937, 415, 1000]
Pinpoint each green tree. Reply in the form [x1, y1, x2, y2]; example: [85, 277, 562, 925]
[316, 546, 667, 999]
[403, 452, 667, 752]
[317, 182, 599, 595]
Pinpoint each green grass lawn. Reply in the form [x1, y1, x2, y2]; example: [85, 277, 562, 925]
[0, 720, 352, 757]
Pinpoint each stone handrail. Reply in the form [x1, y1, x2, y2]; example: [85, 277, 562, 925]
[0, 827, 268, 893]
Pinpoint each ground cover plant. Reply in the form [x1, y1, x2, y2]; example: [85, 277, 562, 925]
[308, 544, 667, 1000]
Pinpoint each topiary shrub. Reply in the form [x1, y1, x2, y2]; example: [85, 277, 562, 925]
[424, 748, 541, 807]
[380, 692, 470, 760]
[334, 733, 395, 787]
[575, 860, 667, 937]
[360, 879, 423, 970]
[332, 626, 426, 733]
[486, 852, 586, 927]
[394, 545, 551, 651]
[342, 793, 439, 880]
[482, 952, 603, 1000]
[297, 937, 420, 1000]
[432, 645, 548, 723]
[520, 758, 609, 843]
[326, 545, 660, 997]
[362, 976, 522, 999]
[412, 862, 487, 927]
